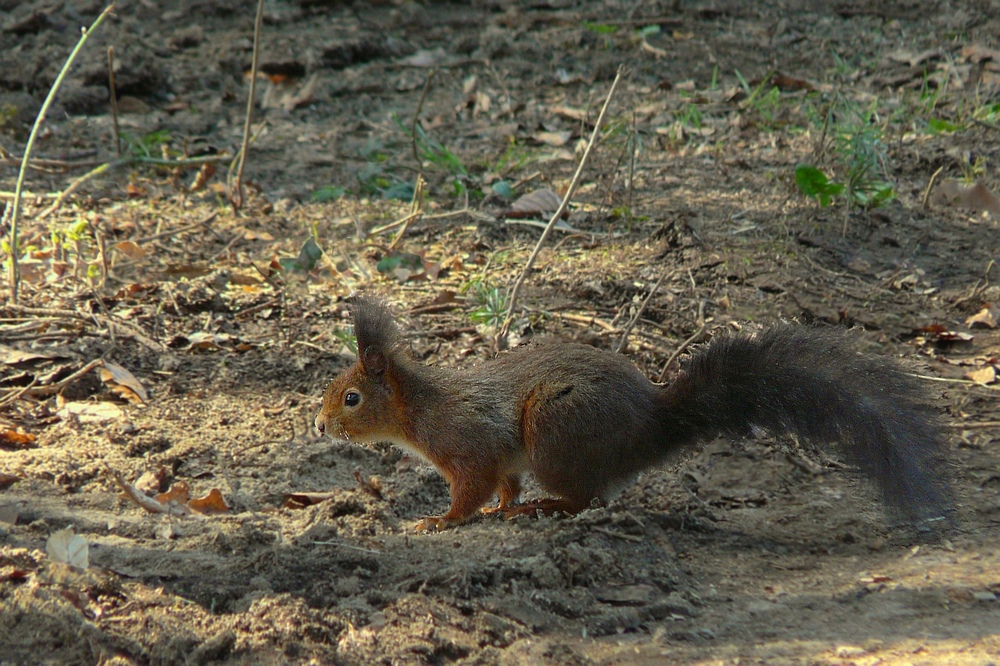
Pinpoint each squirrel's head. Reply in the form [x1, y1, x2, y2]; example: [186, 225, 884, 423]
[315, 296, 410, 444]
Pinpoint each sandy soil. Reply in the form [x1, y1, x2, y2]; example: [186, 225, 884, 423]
[2, 1, 1000, 664]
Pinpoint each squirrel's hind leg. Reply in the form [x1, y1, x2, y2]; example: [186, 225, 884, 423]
[481, 473, 523, 515]
[499, 496, 592, 519]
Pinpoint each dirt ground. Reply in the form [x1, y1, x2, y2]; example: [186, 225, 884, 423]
[2, 0, 1000, 664]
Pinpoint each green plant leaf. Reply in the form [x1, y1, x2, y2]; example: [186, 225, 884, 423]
[927, 118, 962, 134]
[583, 21, 618, 34]
[491, 180, 514, 198]
[311, 186, 346, 202]
[278, 237, 323, 274]
[382, 182, 416, 201]
[795, 164, 843, 207]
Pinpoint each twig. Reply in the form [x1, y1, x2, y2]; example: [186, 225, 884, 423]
[369, 210, 422, 238]
[0, 155, 103, 170]
[5, 358, 104, 398]
[410, 70, 436, 169]
[593, 526, 643, 542]
[310, 540, 383, 555]
[107, 46, 121, 156]
[615, 271, 668, 354]
[557, 311, 617, 332]
[6, 3, 116, 304]
[946, 421, 1000, 429]
[1, 304, 94, 321]
[921, 165, 945, 210]
[230, 0, 266, 210]
[498, 64, 626, 344]
[133, 212, 218, 243]
[0, 377, 38, 407]
[105, 465, 190, 517]
[627, 110, 636, 213]
[657, 300, 706, 383]
[390, 175, 425, 251]
[908, 372, 1000, 391]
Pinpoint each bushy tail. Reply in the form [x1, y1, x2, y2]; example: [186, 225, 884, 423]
[659, 324, 952, 526]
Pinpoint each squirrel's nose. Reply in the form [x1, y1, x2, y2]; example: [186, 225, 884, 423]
[314, 415, 326, 435]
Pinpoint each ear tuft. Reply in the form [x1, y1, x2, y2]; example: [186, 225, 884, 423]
[350, 295, 401, 373]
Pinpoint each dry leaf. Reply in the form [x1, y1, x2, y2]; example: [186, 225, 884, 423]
[156, 481, 191, 505]
[188, 488, 230, 515]
[399, 47, 449, 67]
[964, 365, 997, 385]
[134, 466, 167, 495]
[284, 491, 338, 509]
[960, 44, 1000, 63]
[0, 430, 37, 449]
[506, 188, 564, 218]
[933, 179, 1000, 217]
[354, 470, 383, 499]
[108, 467, 190, 517]
[113, 241, 146, 260]
[0, 473, 21, 490]
[100, 360, 149, 404]
[533, 131, 572, 147]
[46, 529, 89, 569]
[58, 401, 124, 423]
[966, 306, 998, 329]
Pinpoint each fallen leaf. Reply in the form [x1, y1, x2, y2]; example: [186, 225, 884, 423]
[113, 241, 146, 260]
[966, 306, 998, 329]
[100, 360, 149, 404]
[960, 44, 1000, 63]
[134, 466, 167, 495]
[354, 469, 383, 499]
[46, 529, 89, 569]
[108, 467, 190, 517]
[964, 365, 996, 385]
[284, 491, 338, 509]
[0, 473, 21, 490]
[0, 430, 37, 450]
[399, 47, 450, 67]
[156, 481, 191, 505]
[533, 131, 572, 147]
[57, 402, 124, 423]
[505, 188, 564, 219]
[188, 488, 230, 515]
[114, 283, 159, 299]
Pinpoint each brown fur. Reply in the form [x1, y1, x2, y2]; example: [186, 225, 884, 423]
[316, 296, 952, 532]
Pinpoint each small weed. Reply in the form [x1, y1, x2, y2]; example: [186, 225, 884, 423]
[835, 98, 894, 207]
[796, 96, 894, 209]
[735, 70, 783, 128]
[332, 327, 358, 355]
[974, 102, 1000, 124]
[465, 280, 509, 330]
[392, 113, 467, 177]
[121, 129, 172, 158]
[491, 139, 536, 174]
[311, 186, 346, 202]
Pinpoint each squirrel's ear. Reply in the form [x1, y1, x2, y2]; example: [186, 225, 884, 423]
[361, 346, 387, 376]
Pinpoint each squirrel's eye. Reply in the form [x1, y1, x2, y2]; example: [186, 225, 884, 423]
[344, 390, 361, 407]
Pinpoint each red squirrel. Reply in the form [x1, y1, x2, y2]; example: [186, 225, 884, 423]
[315, 296, 952, 532]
